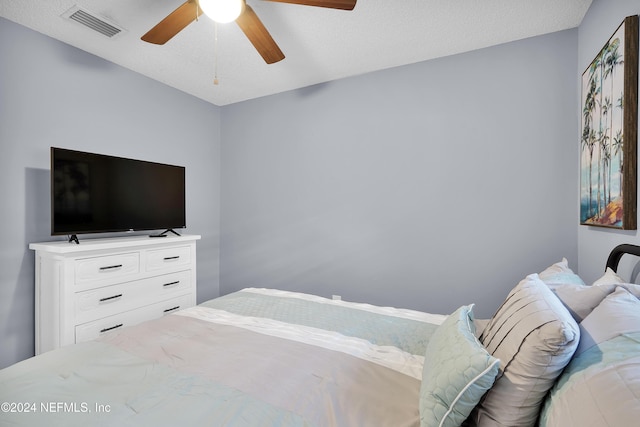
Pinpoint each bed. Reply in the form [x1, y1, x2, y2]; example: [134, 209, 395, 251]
[1, 245, 640, 427]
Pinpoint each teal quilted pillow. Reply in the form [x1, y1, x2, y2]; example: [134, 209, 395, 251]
[420, 305, 500, 427]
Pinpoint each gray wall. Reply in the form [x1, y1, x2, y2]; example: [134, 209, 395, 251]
[0, 17, 222, 369]
[577, 0, 640, 283]
[220, 29, 580, 318]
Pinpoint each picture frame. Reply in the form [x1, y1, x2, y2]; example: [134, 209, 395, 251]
[580, 15, 638, 230]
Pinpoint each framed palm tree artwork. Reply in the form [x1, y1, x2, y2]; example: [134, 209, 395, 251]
[580, 15, 638, 229]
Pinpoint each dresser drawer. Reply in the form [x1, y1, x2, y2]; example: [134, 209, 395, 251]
[75, 294, 193, 343]
[75, 252, 140, 286]
[146, 245, 192, 272]
[74, 270, 192, 324]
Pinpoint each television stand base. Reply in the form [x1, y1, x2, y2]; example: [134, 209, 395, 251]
[149, 229, 181, 238]
[68, 234, 80, 244]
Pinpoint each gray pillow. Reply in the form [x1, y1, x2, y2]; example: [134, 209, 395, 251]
[546, 282, 615, 322]
[539, 260, 640, 322]
[468, 274, 580, 427]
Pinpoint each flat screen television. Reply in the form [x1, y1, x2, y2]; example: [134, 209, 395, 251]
[51, 147, 186, 240]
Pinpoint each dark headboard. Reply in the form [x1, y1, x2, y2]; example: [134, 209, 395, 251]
[605, 244, 640, 272]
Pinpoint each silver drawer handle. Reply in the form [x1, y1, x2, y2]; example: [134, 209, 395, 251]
[163, 256, 180, 261]
[163, 281, 180, 287]
[99, 294, 123, 303]
[163, 306, 180, 313]
[100, 324, 123, 333]
[99, 264, 123, 271]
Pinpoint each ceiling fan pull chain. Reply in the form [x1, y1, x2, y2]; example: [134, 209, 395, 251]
[213, 22, 219, 85]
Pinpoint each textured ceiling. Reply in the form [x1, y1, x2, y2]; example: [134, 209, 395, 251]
[1, 0, 592, 106]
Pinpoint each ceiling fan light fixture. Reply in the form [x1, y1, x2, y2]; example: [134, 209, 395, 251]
[199, 0, 245, 23]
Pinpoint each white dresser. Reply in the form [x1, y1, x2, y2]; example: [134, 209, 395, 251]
[29, 234, 200, 354]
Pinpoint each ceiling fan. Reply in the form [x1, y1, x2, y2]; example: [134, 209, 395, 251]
[141, 0, 357, 64]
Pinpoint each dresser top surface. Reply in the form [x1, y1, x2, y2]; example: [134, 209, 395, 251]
[29, 234, 201, 254]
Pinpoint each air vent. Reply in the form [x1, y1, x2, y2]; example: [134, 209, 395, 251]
[62, 6, 125, 38]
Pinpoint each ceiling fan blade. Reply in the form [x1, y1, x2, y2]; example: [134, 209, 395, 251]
[236, 5, 285, 64]
[263, 0, 356, 11]
[141, 0, 203, 45]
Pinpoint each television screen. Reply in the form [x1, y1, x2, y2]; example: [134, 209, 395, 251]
[51, 147, 186, 236]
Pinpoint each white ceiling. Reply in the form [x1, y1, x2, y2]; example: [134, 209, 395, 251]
[1, 0, 592, 106]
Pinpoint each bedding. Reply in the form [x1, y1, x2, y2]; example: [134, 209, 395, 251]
[540, 287, 640, 426]
[0, 288, 446, 427]
[535, 247, 640, 427]
[3, 244, 640, 427]
[540, 332, 640, 426]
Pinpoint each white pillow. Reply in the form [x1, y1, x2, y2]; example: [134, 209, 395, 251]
[592, 267, 624, 286]
[538, 258, 585, 286]
[576, 287, 640, 356]
[538, 258, 572, 277]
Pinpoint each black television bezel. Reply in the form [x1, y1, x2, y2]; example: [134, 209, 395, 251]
[50, 147, 186, 237]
